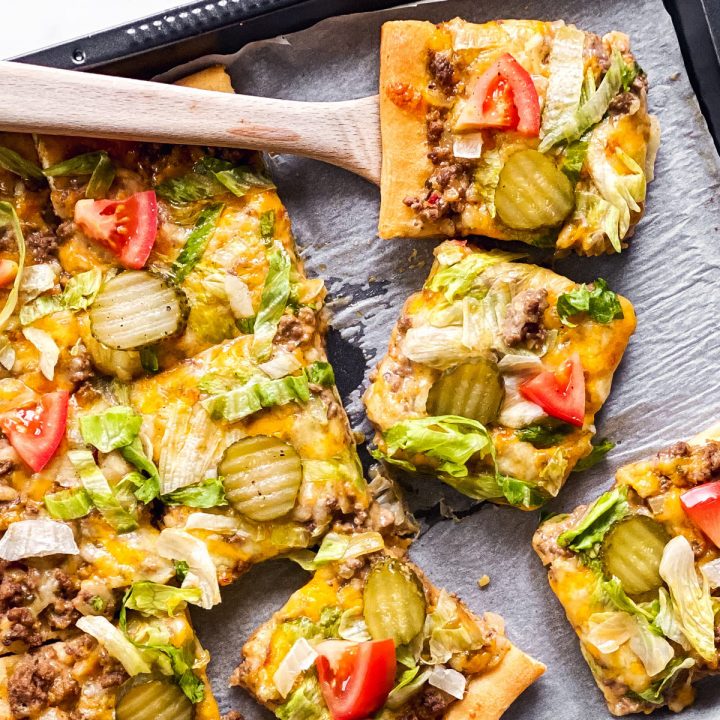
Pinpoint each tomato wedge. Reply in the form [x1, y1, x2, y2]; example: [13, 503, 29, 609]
[0, 259, 18, 288]
[0, 391, 69, 473]
[681, 481, 720, 548]
[315, 639, 396, 720]
[519, 353, 586, 427]
[74, 190, 158, 270]
[456, 53, 540, 136]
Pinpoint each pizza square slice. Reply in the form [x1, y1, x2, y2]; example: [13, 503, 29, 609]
[232, 536, 544, 720]
[364, 240, 635, 508]
[378, 18, 659, 254]
[0, 598, 219, 720]
[533, 425, 720, 715]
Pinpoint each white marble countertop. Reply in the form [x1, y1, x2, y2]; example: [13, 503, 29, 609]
[2, 1, 184, 59]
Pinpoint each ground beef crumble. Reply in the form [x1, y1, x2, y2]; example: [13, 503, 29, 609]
[273, 307, 317, 350]
[428, 50, 457, 95]
[25, 229, 59, 263]
[396, 686, 455, 720]
[501, 289, 549, 349]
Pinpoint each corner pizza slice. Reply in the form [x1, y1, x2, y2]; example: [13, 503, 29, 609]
[533, 424, 720, 715]
[0, 594, 219, 720]
[365, 240, 635, 508]
[232, 535, 544, 720]
[378, 18, 659, 254]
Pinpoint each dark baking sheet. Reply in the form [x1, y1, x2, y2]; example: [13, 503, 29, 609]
[9, 2, 720, 719]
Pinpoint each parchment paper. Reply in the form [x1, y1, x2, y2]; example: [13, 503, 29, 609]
[167, 2, 720, 717]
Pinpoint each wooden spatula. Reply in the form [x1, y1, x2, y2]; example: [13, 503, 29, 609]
[0, 61, 381, 184]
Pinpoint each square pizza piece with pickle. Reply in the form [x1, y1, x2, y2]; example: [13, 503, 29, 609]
[0, 602, 219, 720]
[364, 240, 635, 508]
[533, 424, 720, 715]
[232, 535, 544, 720]
[379, 18, 659, 254]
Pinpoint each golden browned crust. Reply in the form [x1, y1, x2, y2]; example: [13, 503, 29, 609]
[445, 640, 545, 720]
[175, 64, 235, 93]
[378, 21, 451, 239]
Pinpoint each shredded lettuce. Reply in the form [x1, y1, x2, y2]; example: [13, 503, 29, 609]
[659, 535, 716, 662]
[157, 156, 274, 205]
[80, 406, 143, 452]
[44, 151, 116, 199]
[387, 666, 432, 709]
[171, 203, 224, 283]
[260, 209, 276, 243]
[276, 675, 330, 720]
[540, 25, 586, 141]
[121, 581, 202, 619]
[201, 374, 309, 422]
[20, 268, 102, 325]
[0, 518, 79, 561]
[161, 476, 227, 508]
[68, 449, 138, 533]
[22, 327, 59, 380]
[376, 415, 494, 478]
[561, 137, 589, 182]
[79, 406, 160, 503]
[601, 577, 659, 624]
[314, 531, 384, 566]
[305, 361, 335, 387]
[423, 590, 487, 664]
[572, 189, 623, 253]
[634, 657, 695, 705]
[44, 487, 93, 520]
[539, 49, 627, 151]
[441, 472, 546, 509]
[558, 487, 628, 552]
[0, 146, 44, 180]
[515, 423, 573, 448]
[0, 203, 25, 332]
[572, 439, 616, 472]
[426, 250, 524, 302]
[252, 247, 292, 360]
[76, 615, 151, 675]
[557, 278, 624, 327]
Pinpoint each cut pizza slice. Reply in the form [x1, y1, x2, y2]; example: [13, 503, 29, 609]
[0, 596, 219, 720]
[364, 240, 635, 508]
[533, 424, 720, 715]
[232, 534, 544, 719]
[378, 18, 659, 254]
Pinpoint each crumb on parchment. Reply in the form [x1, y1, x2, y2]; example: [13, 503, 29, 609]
[478, 575, 490, 588]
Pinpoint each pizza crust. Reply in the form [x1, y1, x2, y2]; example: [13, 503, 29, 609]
[378, 21, 451, 239]
[445, 640, 546, 720]
[175, 64, 235, 93]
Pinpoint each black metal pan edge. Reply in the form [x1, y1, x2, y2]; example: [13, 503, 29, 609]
[10, 0, 720, 152]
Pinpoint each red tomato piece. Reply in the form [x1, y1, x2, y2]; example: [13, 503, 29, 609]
[316, 639, 396, 720]
[519, 353, 586, 427]
[0, 259, 18, 288]
[457, 53, 540, 136]
[0, 391, 69, 473]
[681, 481, 720, 548]
[74, 190, 158, 269]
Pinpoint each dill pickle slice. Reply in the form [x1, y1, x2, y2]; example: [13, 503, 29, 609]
[115, 676, 194, 720]
[219, 435, 302, 522]
[426, 359, 504, 425]
[363, 557, 427, 645]
[495, 149, 575, 230]
[601, 515, 670, 596]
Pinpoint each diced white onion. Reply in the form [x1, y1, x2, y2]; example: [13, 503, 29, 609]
[498, 375, 546, 429]
[22, 327, 59, 381]
[273, 638, 318, 698]
[497, 354, 543, 374]
[156, 528, 221, 609]
[184, 513, 242, 533]
[452, 133, 483, 159]
[258, 351, 302, 379]
[0, 519, 79, 561]
[20, 264, 57, 300]
[647, 494, 666, 516]
[76, 615, 151, 675]
[428, 666, 467, 700]
[224, 274, 254, 319]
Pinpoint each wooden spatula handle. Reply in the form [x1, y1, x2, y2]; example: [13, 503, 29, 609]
[0, 61, 380, 184]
